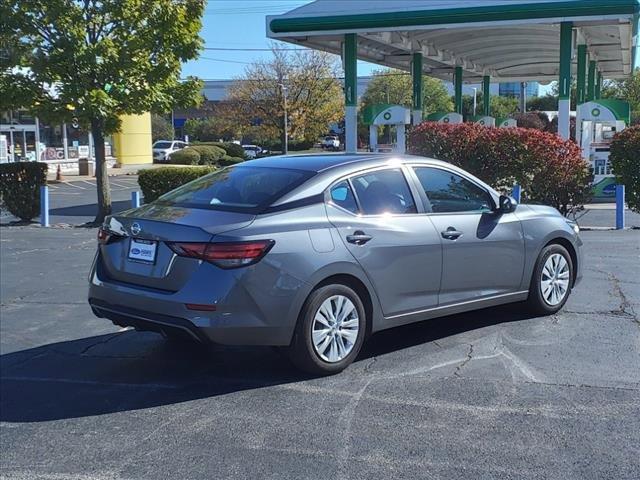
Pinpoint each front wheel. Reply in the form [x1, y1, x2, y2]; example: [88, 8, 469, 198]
[526, 244, 574, 315]
[288, 284, 366, 375]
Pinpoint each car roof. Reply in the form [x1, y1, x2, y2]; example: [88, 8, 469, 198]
[241, 153, 450, 173]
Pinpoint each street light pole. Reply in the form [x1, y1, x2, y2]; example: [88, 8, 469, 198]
[278, 83, 288, 155]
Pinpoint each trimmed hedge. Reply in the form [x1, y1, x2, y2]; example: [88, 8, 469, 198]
[168, 148, 200, 165]
[192, 142, 246, 159]
[610, 125, 640, 213]
[188, 145, 226, 165]
[0, 162, 48, 221]
[219, 156, 244, 167]
[138, 166, 216, 202]
[408, 122, 591, 215]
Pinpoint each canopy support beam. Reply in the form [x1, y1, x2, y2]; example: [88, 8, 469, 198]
[596, 71, 603, 99]
[482, 75, 491, 116]
[558, 21, 573, 140]
[454, 66, 463, 115]
[587, 60, 596, 102]
[576, 44, 587, 105]
[344, 33, 358, 153]
[412, 52, 423, 125]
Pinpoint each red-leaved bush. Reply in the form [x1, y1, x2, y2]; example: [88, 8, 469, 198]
[408, 122, 592, 215]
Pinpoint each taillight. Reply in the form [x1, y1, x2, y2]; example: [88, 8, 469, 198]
[97, 226, 123, 245]
[168, 240, 275, 269]
[97, 227, 111, 245]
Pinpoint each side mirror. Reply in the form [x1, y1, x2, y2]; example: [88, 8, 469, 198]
[498, 195, 517, 213]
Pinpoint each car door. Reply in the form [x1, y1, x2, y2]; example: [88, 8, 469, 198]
[411, 166, 525, 305]
[326, 167, 442, 317]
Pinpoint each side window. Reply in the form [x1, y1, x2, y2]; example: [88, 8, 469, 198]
[351, 169, 417, 215]
[329, 181, 358, 214]
[414, 167, 493, 213]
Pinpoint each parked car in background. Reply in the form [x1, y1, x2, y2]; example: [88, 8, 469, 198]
[89, 154, 582, 375]
[152, 140, 188, 163]
[242, 145, 263, 159]
[322, 136, 340, 151]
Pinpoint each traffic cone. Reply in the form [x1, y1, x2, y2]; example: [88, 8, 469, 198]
[56, 164, 64, 181]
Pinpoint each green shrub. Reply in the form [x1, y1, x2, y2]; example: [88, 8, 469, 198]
[408, 122, 591, 216]
[188, 145, 226, 165]
[610, 125, 640, 213]
[138, 166, 216, 202]
[219, 155, 244, 167]
[168, 148, 200, 165]
[288, 139, 315, 151]
[0, 162, 48, 221]
[193, 142, 246, 160]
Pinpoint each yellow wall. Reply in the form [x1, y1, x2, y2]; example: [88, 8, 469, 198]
[113, 113, 152, 165]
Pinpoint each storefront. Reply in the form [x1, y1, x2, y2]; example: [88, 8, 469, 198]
[0, 110, 115, 169]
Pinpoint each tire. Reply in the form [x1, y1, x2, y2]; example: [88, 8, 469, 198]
[526, 244, 574, 315]
[288, 284, 367, 375]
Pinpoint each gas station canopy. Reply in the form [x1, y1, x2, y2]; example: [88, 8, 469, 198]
[267, 0, 638, 83]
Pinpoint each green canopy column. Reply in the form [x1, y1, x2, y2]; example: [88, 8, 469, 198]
[576, 45, 587, 105]
[454, 67, 463, 114]
[558, 21, 573, 140]
[596, 71, 603, 99]
[411, 52, 423, 125]
[587, 59, 596, 102]
[482, 75, 491, 116]
[343, 33, 358, 153]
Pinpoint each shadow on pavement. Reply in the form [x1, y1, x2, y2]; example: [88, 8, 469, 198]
[0, 303, 535, 423]
[49, 200, 133, 218]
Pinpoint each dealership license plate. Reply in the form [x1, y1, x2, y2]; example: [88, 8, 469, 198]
[128, 238, 157, 263]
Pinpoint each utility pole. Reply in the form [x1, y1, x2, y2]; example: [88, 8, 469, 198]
[472, 87, 478, 116]
[278, 82, 288, 155]
[519, 82, 527, 113]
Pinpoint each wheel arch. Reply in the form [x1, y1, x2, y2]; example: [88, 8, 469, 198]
[543, 236, 579, 286]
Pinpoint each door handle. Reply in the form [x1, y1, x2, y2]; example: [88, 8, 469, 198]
[441, 227, 463, 240]
[346, 231, 373, 245]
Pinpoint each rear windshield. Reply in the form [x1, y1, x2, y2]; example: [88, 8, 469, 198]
[155, 166, 314, 213]
[153, 141, 172, 149]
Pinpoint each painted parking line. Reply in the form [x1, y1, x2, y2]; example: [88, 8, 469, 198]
[60, 181, 86, 190]
[80, 180, 96, 187]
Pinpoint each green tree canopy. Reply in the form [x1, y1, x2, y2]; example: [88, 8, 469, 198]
[151, 114, 175, 143]
[1, 0, 205, 224]
[360, 69, 453, 117]
[226, 46, 343, 148]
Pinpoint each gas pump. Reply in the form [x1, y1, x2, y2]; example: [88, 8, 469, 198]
[496, 118, 517, 128]
[576, 99, 630, 199]
[362, 104, 411, 154]
[467, 115, 496, 127]
[426, 112, 463, 124]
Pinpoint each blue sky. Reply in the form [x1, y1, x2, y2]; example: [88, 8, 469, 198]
[183, 0, 640, 85]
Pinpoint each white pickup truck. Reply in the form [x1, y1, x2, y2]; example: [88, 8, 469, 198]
[321, 136, 340, 151]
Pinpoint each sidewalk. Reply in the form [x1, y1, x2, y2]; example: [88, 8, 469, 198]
[47, 163, 162, 183]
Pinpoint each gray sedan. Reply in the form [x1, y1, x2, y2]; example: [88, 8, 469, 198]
[89, 154, 582, 374]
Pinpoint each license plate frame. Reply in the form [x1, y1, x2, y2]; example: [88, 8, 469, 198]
[128, 238, 158, 264]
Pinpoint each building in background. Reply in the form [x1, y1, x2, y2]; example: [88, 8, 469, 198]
[499, 82, 540, 98]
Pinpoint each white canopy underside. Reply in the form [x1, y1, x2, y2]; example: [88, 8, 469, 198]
[267, 0, 638, 82]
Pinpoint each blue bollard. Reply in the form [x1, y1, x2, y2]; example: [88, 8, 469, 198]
[131, 191, 141, 209]
[615, 184, 625, 230]
[40, 185, 49, 227]
[511, 184, 521, 203]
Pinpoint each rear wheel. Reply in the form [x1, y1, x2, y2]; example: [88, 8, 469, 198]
[288, 284, 366, 375]
[526, 244, 573, 315]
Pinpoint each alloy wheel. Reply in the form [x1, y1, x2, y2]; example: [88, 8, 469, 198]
[541, 253, 570, 306]
[311, 295, 359, 363]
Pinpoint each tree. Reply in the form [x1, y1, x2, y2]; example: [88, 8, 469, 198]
[360, 69, 453, 117]
[460, 94, 518, 119]
[227, 46, 343, 149]
[151, 114, 174, 143]
[184, 102, 241, 142]
[604, 69, 640, 123]
[527, 95, 559, 112]
[610, 125, 640, 212]
[2, 0, 205, 224]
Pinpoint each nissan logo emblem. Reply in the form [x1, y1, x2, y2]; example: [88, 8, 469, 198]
[130, 223, 142, 236]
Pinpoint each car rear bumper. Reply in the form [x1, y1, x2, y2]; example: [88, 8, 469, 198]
[88, 251, 306, 346]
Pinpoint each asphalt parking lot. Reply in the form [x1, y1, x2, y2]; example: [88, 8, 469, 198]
[0, 223, 638, 479]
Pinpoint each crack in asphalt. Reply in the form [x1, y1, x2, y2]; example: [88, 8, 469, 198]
[453, 343, 474, 378]
[607, 272, 639, 327]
